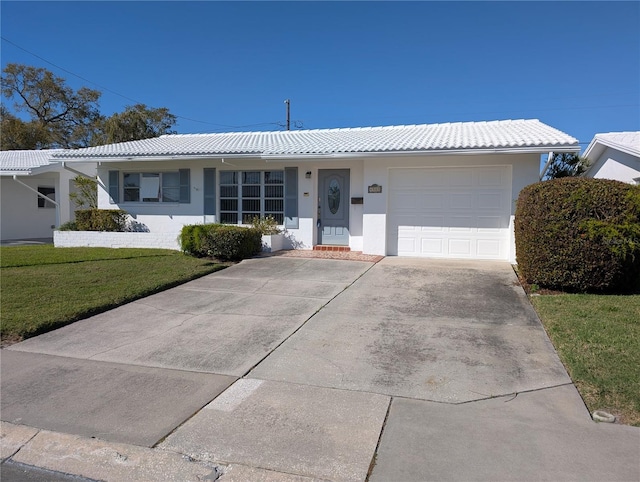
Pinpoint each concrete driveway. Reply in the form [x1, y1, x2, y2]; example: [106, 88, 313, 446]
[2, 256, 638, 481]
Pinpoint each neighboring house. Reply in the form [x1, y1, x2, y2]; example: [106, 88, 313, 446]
[582, 131, 640, 184]
[52, 119, 579, 262]
[0, 150, 95, 241]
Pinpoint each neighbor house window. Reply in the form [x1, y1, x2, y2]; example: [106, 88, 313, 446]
[220, 170, 285, 224]
[123, 171, 185, 203]
[37, 186, 56, 208]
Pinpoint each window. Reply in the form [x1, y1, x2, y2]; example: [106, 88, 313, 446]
[123, 171, 186, 203]
[220, 170, 285, 225]
[37, 186, 55, 208]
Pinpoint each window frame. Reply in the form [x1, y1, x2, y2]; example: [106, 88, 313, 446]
[37, 186, 56, 209]
[219, 170, 286, 226]
[121, 170, 188, 204]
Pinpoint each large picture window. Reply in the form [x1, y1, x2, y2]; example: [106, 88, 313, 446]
[123, 171, 185, 203]
[220, 170, 285, 224]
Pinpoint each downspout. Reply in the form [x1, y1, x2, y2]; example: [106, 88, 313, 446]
[539, 151, 554, 180]
[13, 175, 61, 228]
[61, 162, 105, 190]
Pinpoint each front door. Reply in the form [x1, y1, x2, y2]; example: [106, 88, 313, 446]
[318, 169, 350, 245]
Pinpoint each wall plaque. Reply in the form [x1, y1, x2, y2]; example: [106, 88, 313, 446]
[368, 184, 382, 194]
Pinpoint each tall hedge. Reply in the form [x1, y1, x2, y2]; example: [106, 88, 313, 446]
[180, 224, 262, 261]
[515, 178, 640, 293]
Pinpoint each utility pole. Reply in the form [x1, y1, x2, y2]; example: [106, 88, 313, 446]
[284, 99, 290, 130]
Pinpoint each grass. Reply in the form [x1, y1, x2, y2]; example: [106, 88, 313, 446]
[531, 294, 640, 426]
[0, 245, 228, 345]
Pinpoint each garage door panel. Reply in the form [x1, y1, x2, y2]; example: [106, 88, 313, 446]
[392, 191, 421, 209]
[388, 166, 511, 260]
[477, 168, 508, 186]
[422, 192, 445, 209]
[418, 215, 445, 229]
[449, 215, 473, 230]
[477, 216, 504, 230]
[477, 191, 505, 210]
[397, 237, 416, 252]
[449, 239, 472, 256]
[391, 169, 446, 188]
[447, 170, 473, 187]
[477, 239, 502, 257]
[449, 192, 474, 209]
[421, 238, 444, 255]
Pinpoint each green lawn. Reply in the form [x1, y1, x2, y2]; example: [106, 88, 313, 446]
[531, 294, 640, 426]
[0, 245, 227, 345]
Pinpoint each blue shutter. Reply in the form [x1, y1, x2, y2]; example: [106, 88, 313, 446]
[203, 168, 216, 215]
[179, 169, 190, 203]
[284, 167, 298, 229]
[108, 171, 119, 204]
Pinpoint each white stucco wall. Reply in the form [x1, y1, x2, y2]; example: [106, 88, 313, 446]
[586, 147, 640, 184]
[96, 158, 366, 252]
[91, 153, 540, 260]
[1, 175, 58, 240]
[1, 163, 96, 241]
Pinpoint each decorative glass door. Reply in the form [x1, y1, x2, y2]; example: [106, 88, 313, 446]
[318, 169, 350, 245]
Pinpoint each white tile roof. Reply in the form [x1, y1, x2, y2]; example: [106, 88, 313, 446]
[52, 119, 579, 160]
[585, 131, 640, 158]
[0, 149, 62, 173]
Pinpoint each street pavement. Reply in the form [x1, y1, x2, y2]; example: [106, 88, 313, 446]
[2, 256, 638, 481]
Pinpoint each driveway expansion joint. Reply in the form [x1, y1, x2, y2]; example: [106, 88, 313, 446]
[365, 396, 393, 482]
[242, 262, 379, 380]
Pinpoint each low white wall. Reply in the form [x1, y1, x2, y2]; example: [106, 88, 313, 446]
[54, 231, 181, 250]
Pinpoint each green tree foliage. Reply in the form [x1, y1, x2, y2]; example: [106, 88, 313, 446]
[1, 63, 102, 149]
[544, 152, 590, 179]
[99, 104, 176, 144]
[0, 105, 49, 150]
[69, 175, 98, 209]
[1, 64, 177, 150]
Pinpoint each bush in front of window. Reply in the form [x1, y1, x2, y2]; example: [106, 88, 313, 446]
[180, 224, 262, 261]
[75, 209, 128, 232]
[250, 215, 282, 236]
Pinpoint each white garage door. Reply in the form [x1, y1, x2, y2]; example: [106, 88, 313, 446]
[388, 166, 512, 260]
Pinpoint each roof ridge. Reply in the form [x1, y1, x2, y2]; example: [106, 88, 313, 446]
[158, 118, 541, 138]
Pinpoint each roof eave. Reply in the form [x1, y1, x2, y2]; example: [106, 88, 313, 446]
[51, 153, 264, 162]
[261, 145, 581, 161]
[1, 170, 33, 176]
[586, 137, 640, 159]
[52, 145, 580, 163]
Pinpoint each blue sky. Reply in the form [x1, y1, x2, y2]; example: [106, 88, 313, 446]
[1, 1, 638, 150]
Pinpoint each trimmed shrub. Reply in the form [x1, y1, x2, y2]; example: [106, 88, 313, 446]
[180, 224, 262, 261]
[179, 224, 218, 257]
[515, 178, 640, 293]
[58, 221, 78, 231]
[75, 209, 128, 232]
[250, 215, 282, 235]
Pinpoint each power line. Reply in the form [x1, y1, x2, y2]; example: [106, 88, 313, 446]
[0, 36, 288, 131]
